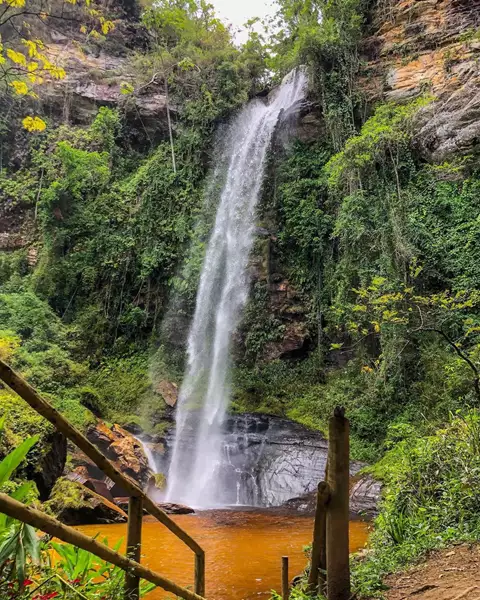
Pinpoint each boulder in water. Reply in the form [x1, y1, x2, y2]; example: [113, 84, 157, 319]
[157, 502, 195, 515]
[114, 498, 194, 515]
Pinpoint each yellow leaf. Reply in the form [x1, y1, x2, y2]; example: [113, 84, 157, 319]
[10, 80, 29, 95]
[353, 304, 367, 313]
[6, 0, 26, 6]
[27, 61, 38, 72]
[101, 20, 115, 35]
[361, 365, 373, 374]
[22, 39, 38, 57]
[22, 116, 47, 132]
[80, 25, 87, 34]
[6, 48, 27, 66]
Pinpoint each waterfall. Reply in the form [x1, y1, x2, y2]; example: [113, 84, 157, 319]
[135, 435, 158, 473]
[166, 69, 307, 508]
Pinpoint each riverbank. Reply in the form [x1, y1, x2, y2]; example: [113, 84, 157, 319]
[382, 544, 480, 600]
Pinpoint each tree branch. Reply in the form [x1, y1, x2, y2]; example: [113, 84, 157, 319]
[423, 327, 480, 403]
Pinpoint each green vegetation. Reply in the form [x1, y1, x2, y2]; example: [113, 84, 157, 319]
[353, 411, 480, 596]
[2, 0, 480, 595]
[0, 438, 153, 598]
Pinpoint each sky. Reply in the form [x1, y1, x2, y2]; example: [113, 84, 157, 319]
[210, 0, 277, 42]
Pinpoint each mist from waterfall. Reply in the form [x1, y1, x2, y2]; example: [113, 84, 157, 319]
[166, 69, 307, 508]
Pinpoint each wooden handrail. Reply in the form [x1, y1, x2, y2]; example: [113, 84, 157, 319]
[0, 359, 205, 598]
[0, 493, 204, 600]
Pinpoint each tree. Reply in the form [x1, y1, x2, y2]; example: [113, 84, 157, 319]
[0, 0, 114, 130]
[336, 263, 480, 402]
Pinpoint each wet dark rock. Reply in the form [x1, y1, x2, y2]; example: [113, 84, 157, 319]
[282, 474, 381, 518]
[157, 502, 195, 515]
[115, 497, 194, 515]
[27, 430, 67, 501]
[164, 414, 364, 508]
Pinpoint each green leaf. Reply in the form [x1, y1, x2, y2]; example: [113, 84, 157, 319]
[0, 435, 39, 487]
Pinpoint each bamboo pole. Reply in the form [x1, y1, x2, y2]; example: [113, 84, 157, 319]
[0, 493, 205, 600]
[281, 556, 289, 600]
[307, 481, 330, 595]
[326, 407, 350, 600]
[0, 359, 203, 558]
[125, 496, 143, 600]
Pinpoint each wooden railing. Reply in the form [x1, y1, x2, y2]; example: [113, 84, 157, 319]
[0, 359, 206, 600]
[281, 407, 351, 600]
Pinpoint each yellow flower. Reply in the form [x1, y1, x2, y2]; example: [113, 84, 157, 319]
[6, 48, 27, 66]
[1, 0, 26, 7]
[22, 116, 47, 132]
[22, 39, 38, 57]
[101, 19, 115, 34]
[361, 366, 374, 374]
[10, 80, 29, 95]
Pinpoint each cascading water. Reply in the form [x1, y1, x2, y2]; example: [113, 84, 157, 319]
[166, 69, 307, 508]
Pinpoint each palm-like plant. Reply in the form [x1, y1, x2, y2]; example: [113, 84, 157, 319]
[0, 417, 40, 591]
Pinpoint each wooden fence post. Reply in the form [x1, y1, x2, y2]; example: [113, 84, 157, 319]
[125, 496, 143, 600]
[326, 406, 350, 600]
[307, 481, 330, 595]
[195, 551, 205, 597]
[282, 556, 289, 600]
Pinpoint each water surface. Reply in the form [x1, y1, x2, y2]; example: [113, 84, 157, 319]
[78, 509, 369, 600]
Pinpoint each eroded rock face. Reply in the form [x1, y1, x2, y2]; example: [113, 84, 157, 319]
[155, 380, 178, 408]
[361, 0, 480, 162]
[72, 420, 153, 492]
[349, 475, 382, 518]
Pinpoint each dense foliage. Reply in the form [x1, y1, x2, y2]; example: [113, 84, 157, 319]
[2, 0, 480, 594]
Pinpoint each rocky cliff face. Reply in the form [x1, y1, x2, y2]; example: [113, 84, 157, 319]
[361, 0, 480, 162]
[248, 0, 480, 362]
[160, 414, 364, 507]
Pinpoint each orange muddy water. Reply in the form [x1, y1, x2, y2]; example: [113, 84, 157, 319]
[77, 509, 370, 600]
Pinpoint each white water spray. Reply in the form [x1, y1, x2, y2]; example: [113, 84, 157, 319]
[166, 69, 307, 508]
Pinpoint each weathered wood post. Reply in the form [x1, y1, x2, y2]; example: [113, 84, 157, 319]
[195, 551, 206, 597]
[326, 406, 350, 600]
[282, 556, 289, 600]
[307, 481, 330, 595]
[125, 496, 143, 600]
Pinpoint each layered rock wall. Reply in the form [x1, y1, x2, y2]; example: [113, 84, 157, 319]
[361, 0, 480, 161]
